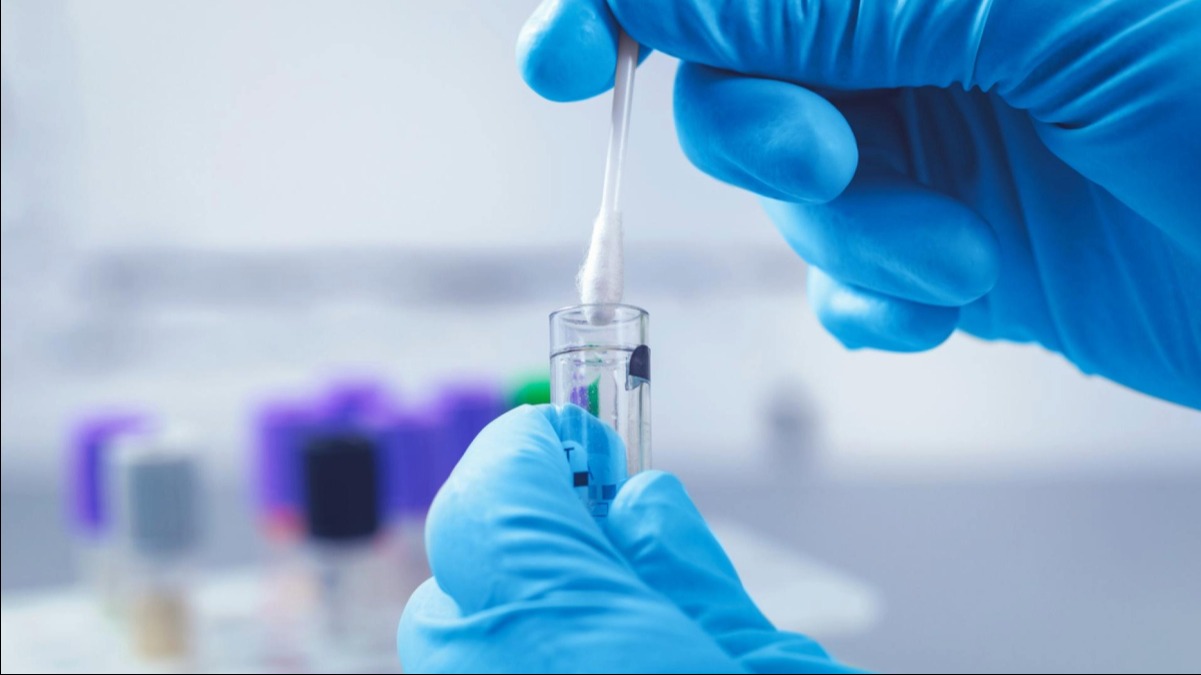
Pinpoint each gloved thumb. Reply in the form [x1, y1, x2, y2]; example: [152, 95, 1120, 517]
[424, 406, 635, 615]
[605, 471, 861, 673]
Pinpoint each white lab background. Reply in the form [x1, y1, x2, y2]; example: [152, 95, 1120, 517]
[3, 3, 1200, 674]
[3, 0, 1197, 481]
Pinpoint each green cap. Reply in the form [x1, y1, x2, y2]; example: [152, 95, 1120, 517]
[508, 374, 551, 408]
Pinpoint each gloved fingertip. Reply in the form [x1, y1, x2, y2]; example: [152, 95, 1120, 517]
[809, 267, 959, 352]
[608, 470, 749, 590]
[606, 470, 712, 556]
[610, 470, 693, 518]
[398, 578, 450, 631]
[607, 470, 783, 647]
[764, 177, 1001, 307]
[398, 578, 460, 672]
[940, 217, 1002, 302]
[517, 0, 620, 102]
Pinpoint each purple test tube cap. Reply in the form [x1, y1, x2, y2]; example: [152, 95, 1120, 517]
[254, 400, 322, 530]
[67, 412, 150, 538]
[431, 381, 507, 482]
[382, 405, 449, 517]
[317, 377, 393, 427]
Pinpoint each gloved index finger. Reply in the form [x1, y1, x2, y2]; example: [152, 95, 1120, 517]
[425, 405, 644, 615]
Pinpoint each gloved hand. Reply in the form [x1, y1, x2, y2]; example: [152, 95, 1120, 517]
[398, 406, 860, 673]
[518, 0, 1201, 410]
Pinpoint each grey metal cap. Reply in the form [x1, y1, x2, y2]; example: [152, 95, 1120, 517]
[110, 430, 200, 557]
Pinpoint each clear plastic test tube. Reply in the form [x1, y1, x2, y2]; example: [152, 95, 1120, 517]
[549, 304, 650, 517]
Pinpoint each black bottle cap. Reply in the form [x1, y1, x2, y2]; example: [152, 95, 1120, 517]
[302, 432, 380, 542]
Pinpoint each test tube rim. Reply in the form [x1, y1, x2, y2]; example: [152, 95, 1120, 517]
[549, 303, 648, 356]
[549, 303, 647, 324]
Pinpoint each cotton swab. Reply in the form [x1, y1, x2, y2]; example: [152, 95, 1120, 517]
[577, 30, 638, 325]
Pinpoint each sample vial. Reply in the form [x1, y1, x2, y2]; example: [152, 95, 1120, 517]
[253, 400, 322, 670]
[549, 304, 650, 516]
[301, 430, 393, 659]
[109, 429, 200, 664]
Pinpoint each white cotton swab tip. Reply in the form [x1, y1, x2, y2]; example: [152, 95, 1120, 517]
[577, 30, 638, 326]
[577, 210, 624, 321]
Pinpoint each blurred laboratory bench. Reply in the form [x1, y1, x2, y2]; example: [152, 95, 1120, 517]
[4, 466, 1200, 674]
[681, 468, 1201, 674]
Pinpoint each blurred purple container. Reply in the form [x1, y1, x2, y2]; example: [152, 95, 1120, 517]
[316, 379, 397, 516]
[254, 400, 319, 534]
[254, 379, 393, 530]
[67, 413, 149, 538]
[317, 378, 391, 428]
[382, 406, 447, 517]
[429, 381, 507, 492]
[257, 378, 504, 527]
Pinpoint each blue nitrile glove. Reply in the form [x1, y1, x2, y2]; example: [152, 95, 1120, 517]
[398, 406, 861, 673]
[518, 0, 1201, 409]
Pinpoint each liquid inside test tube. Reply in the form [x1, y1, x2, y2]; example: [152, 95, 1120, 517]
[549, 304, 650, 516]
